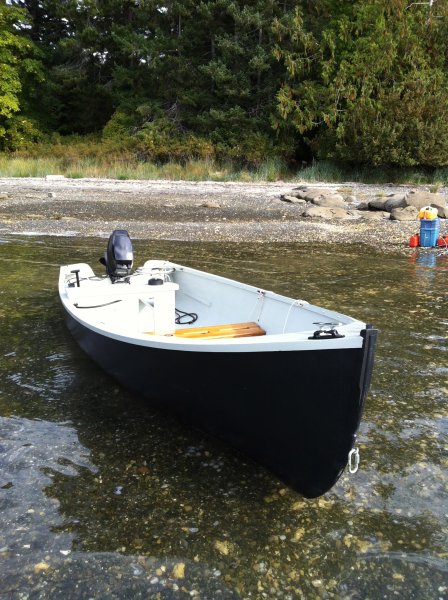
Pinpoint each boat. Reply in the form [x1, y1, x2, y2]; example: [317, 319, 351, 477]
[59, 230, 377, 498]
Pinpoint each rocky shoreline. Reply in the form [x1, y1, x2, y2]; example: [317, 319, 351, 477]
[0, 177, 447, 252]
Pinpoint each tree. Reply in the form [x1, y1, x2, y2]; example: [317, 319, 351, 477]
[275, 0, 448, 166]
[0, 4, 43, 148]
[9, 0, 289, 160]
[131, 0, 287, 162]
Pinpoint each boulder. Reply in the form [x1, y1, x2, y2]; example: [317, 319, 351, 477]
[356, 201, 370, 211]
[384, 194, 408, 212]
[302, 206, 355, 220]
[406, 191, 445, 210]
[302, 188, 336, 202]
[390, 206, 419, 221]
[291, 189, 309, 200]
[312, 194, 346, 208]
[430, 203, 447, 218]
[368, 197, 389, 210]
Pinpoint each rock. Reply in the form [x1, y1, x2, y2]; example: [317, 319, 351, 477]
[301, 188, 335, 202]
[45, 174, 65, 181]
[368, 197, 389, 210]
[172, 562, 186, 579]
[312, 194, 346, 208]
[430, 203, 448, 218]
[201, 201, 221, 208]
[0, 192, 10, 199]
[384, 194, 408, 212]
[302, 206, 355, 220]
[390, 206, 419, 221]
[280, 195, 306, 205]
[406, 191, 445, 210]
[357, 201, 370, 211]
[214, 540, 234, 555]
[290, 190, 308, 199]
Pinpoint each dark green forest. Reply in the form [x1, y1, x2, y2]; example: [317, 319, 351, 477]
[1, 0, 448, 169]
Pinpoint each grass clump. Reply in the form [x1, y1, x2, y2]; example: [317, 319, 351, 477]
[0, 137, 447, 186]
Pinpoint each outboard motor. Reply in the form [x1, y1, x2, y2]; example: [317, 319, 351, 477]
[100, 230, 133, 282]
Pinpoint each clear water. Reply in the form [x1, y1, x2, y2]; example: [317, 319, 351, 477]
[0, 236, 447, 599]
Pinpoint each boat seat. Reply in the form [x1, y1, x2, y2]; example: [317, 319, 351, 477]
[174, 321, 266, 340]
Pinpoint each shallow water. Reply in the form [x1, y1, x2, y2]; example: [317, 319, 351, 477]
[0, 236, 447, 599]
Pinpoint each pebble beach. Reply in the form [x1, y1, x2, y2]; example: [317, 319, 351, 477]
[0, 177, 447, 251]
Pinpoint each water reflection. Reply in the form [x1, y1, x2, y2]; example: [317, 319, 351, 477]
[0, 236, 447, 598]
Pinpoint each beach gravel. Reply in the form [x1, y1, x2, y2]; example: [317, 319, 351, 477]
[0, 177, 446, 252]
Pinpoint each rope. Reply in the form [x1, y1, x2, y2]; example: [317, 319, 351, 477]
[282, 299, 302, 334]
[175, 308, 198, 325]
[248, 290, 266, 322]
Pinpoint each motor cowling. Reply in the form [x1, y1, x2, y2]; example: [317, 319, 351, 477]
[101, 230, 133, 282]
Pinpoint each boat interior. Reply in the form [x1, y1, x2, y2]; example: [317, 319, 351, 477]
[60, 258, 359, 342]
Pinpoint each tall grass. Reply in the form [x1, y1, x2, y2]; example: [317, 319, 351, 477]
[299, 160, 448, 186]
[0, 156, 64, 177]
[0, 140, 447, 185]
[0, 153, 290, 182]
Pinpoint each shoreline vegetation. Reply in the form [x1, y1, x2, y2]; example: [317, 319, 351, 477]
[1, 147, 448, 187]
[2, 2, 447, 210]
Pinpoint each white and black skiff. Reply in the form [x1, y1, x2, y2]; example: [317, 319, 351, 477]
[59, 230, 377, 498]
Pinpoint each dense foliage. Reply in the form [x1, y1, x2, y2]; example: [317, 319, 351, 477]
[1, 0, 448, 167]
[0, 4, 43, 149]
[275, 0, 448, 167]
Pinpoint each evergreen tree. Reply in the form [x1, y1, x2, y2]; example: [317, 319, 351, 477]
[9, 0, 448, 167]
[275, 0, 448, 166]
[13, 0, 116, 133]
[133, 0, 286, 161]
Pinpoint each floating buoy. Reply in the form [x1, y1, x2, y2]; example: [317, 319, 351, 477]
[409, 234, 420, 247]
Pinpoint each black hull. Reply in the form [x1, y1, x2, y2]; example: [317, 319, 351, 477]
[64, 309, 377, 498]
